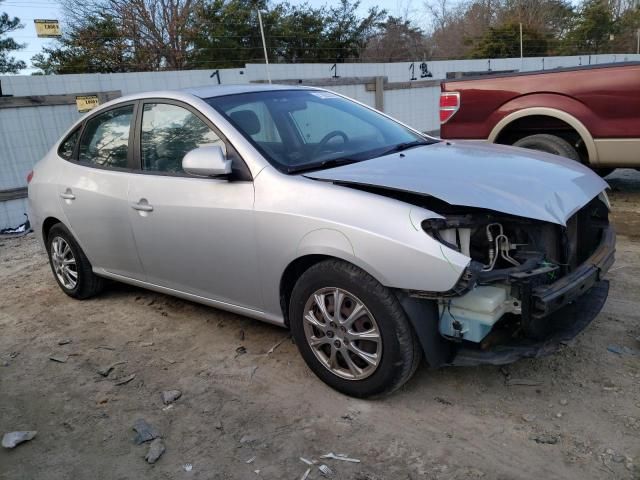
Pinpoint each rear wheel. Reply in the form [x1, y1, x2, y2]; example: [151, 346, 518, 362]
[513, 133, 614, 177]
[513, 133, 581, 161]
[47, 223, 104, 299]
[289, 259, 421, 398]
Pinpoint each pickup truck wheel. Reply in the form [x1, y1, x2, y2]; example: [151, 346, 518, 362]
[593, 168, 614, 178]
[289, 259, 421, 398]
[513, 134, 581, 161]
[46, 223, 104, 299]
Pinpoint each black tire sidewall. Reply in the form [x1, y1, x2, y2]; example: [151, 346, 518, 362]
[289, 261, 410, 398]
[513, 134, 580, 161]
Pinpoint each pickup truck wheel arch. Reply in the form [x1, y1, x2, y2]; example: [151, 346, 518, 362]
[488, 107, 598, 165]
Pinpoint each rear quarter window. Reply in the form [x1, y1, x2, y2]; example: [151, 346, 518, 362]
[57, 127, 81, 160]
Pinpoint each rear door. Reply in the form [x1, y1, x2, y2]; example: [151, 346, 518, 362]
[126, 100, 261, 309]
[56, 102, 144, 279]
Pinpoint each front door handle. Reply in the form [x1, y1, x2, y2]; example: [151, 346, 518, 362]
[60, 188, 75, 200]
[131, 199, 154, 212]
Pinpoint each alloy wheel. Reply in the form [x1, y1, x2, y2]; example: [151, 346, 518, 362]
[51, 236, 78, 290]
[302, 287, 382, 380]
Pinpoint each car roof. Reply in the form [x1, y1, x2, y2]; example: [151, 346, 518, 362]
[185, 83, 315, 99]
[85, 83, 319, 116]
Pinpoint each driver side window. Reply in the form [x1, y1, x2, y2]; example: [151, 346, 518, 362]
[290, 101, 379, 144]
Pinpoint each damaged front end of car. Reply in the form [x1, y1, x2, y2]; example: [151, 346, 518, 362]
[411, 193, 615, 366]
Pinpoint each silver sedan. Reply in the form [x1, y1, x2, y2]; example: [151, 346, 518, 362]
[28, 85, 614, 397]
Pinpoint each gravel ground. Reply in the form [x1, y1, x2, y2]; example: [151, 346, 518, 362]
[1, 169, 639, 480]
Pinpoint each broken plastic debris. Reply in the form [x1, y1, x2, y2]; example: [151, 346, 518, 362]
[2, 431, 37, 449]
[97, 361, 127, 377]
[505, 378, 542, 387]
[49, 354, 68, 363]
[300, 457, 314, 465]
[246, 456, 256, 464]
[321, 452, 361, 463]
[300, 468, 311, 480]
[114, 373, 136, 386]
[318, 464, 334, 477]
[266, 336, 289, 355]
[183, 463, 193, 472]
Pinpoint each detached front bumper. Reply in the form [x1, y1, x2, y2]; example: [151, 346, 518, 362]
[450, 225, 615, 367]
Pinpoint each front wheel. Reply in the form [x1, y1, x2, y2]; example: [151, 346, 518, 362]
[289, 260, 421, 398]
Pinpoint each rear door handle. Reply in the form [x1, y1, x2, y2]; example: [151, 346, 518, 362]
[60, 189, 75, 200]
[131, 200, 154, 212]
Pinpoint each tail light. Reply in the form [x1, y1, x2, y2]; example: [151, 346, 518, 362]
[26, 170, 34, 183]
[439, 92, 460, 124]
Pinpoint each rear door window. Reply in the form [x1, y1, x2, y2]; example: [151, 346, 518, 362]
[78, 105, 134, 168]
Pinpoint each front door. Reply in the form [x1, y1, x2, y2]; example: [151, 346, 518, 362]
[127, 101, 261, 310]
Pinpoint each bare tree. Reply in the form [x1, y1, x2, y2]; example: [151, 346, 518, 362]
[61, 0, 202, 70]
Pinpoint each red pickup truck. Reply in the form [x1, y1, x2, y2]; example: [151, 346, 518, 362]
[439, 62, 640, 176]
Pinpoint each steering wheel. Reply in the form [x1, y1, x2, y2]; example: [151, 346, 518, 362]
[312, 130, 349, 157]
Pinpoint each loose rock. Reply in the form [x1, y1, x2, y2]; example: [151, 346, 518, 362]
[133, 419, 160, 445]
[145, 438, 165, 464]
[522, 414, 537, 423]
[58, 339, 72, 345]
[161, 390, 182, 405]
[2, 431, 37, 448]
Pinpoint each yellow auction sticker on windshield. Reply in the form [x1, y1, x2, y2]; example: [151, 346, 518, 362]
[75, 95, 100, 113]
[34, 19, 62, 38]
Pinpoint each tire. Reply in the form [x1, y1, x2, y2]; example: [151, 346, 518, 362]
[594, 168, 615, 178]
[46, 223, 104, 299]
[513, 134, 581, 161]
[289, 259, 421, 398]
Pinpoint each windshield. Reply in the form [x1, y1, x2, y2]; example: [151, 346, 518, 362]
[205, 90, 434, 173]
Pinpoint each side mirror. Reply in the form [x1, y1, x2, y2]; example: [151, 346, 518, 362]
[182, 145, 232, 177]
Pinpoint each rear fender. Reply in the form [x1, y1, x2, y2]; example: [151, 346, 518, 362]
[487, 99, 598, 164]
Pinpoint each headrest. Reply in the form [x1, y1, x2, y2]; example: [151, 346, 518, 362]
[230, 110, 261, 136]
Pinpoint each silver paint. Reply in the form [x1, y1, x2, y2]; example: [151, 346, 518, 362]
[28, 85, 608, 327]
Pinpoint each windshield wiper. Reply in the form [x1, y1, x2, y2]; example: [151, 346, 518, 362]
[380, 139, 431, 156]
[287, 157, 362, 174]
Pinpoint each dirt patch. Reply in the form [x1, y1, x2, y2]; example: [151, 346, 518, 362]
[1, 171, 639, 479]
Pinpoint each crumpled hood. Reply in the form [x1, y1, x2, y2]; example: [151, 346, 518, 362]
[305, 141, 608, 225]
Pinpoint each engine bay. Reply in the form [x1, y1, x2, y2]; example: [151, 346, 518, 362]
[419, 196, 610, 344]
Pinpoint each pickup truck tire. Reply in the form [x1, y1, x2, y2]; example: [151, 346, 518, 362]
[513, 134, 581, 161]
[289, 259, 421, 398]
[513, 134, 614, 177]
